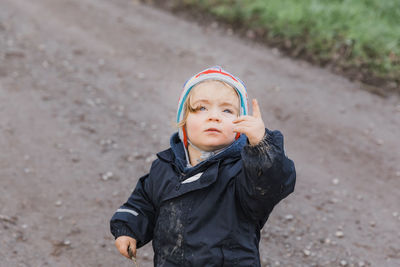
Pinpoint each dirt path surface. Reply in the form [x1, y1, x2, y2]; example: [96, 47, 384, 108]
[1, 0, 399, 266]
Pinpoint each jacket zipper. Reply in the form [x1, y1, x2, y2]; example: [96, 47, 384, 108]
[172, 163, 186, 190]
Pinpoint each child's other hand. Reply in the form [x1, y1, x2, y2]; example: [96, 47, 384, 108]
[115, 236, 137, 260]
[233, 99, 265, 146]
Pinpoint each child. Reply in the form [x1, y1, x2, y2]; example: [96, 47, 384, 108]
[110, 66, 296, 266]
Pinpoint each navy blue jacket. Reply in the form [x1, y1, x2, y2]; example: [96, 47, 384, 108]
[110, 129, 296, 266]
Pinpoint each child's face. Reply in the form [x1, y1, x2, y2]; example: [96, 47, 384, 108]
[186, 81, 240, 152]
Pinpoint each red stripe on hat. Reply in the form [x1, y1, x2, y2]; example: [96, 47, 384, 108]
[195, 69, 238, 82]
[235, 132, 240, 140]
[183, 127, 188, 148]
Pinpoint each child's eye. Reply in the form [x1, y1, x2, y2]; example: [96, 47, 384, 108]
[223, 109, 233, 114]
[194, 106, 206, 111]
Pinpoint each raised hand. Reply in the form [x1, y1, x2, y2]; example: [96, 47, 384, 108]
[233, 99, 265, 146]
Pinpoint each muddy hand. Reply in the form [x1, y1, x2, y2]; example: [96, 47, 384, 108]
[233, 99, 265, 145]
[115, 235, 137, 260]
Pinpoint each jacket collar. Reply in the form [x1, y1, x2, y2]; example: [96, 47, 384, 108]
[157, 132, 247, 174]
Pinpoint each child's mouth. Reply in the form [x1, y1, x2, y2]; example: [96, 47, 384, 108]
[205, 128, 220, 133]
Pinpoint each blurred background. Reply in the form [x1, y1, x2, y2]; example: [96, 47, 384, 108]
[1, 0, 399, 266]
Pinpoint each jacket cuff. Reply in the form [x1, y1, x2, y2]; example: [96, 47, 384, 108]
[111, 221, 139, 241]
[243, 129, 272, 156]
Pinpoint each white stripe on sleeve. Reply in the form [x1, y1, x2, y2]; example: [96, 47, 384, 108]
[116, 208, 138, 216]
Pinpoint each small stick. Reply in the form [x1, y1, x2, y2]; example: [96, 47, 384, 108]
[128, 245, 139, 267]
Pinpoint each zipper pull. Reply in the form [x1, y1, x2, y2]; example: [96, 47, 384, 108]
[175, 173, 185, 191]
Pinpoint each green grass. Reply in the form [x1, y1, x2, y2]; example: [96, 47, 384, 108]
[176, 0, 400, 92]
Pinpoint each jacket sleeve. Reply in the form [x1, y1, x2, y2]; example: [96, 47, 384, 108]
[236, 128, 296, 226]
[110, 173, 156, 248]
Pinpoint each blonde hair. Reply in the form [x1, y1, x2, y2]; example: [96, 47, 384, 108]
[176, 80, 238, 129]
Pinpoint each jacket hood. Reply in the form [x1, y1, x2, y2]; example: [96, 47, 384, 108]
[167, 132, 247, 173]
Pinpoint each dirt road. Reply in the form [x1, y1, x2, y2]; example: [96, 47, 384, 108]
[1, 0, 399, 266]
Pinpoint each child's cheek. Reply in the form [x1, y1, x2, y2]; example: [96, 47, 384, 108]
[229, 125, 238, 139]
[228, 117, 237, 133]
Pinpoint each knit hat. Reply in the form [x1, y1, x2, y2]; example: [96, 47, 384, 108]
[176, 66, 248, 147]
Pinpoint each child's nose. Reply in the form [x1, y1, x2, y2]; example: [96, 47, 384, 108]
[207, 109, 221, 121]
[208, 108, 219, 120]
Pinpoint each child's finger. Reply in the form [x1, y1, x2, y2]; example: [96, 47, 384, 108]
[128, 243, 137, 259]
[233, 120, 253, 129]
[252, 99, 261, 118]
[232, 115, 254, 123]
[233, 120, 254, 129]
[115, 239, 130, 258]
[233, 125, 250, 134]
